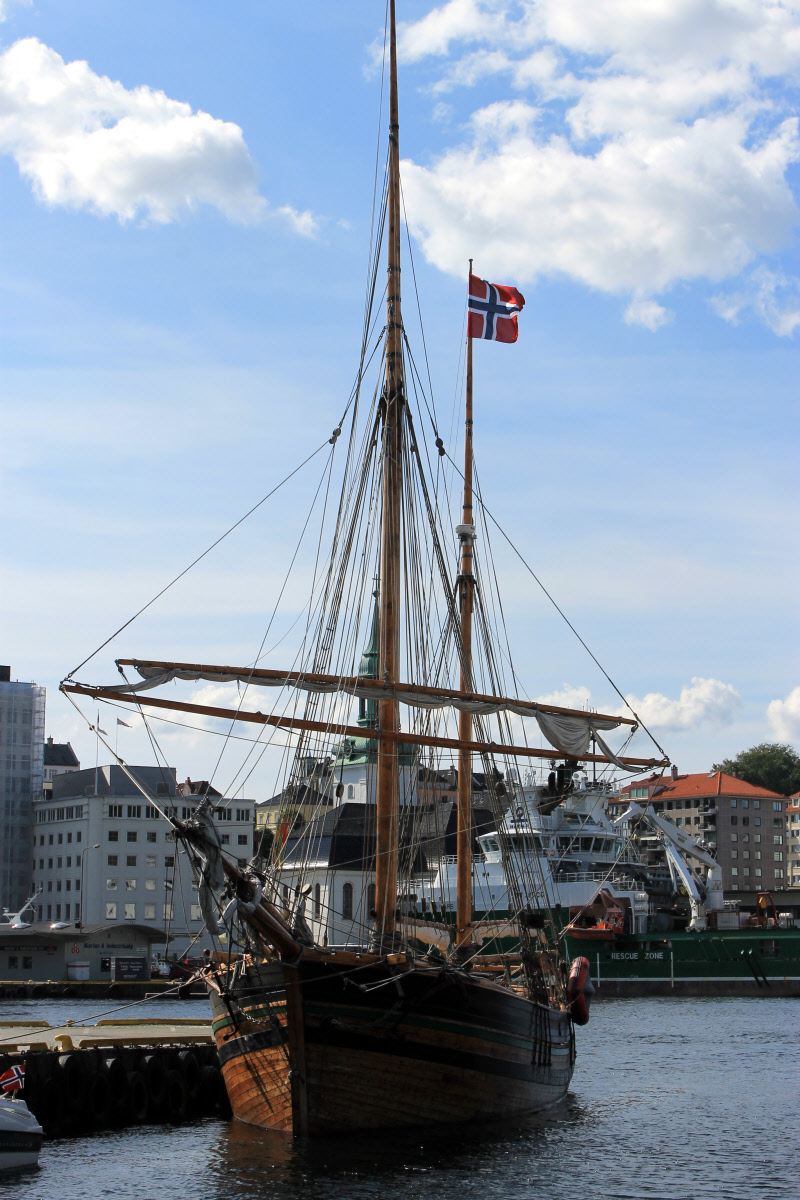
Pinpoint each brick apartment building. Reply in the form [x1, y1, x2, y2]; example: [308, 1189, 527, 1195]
[612, 769, 789, 892]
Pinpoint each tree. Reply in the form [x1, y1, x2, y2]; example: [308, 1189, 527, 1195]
[712, 743, 800, 796]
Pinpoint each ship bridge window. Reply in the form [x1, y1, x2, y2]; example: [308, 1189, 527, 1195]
[580, 838, 593, 852]
[558, 837, 574, 850]
[342, 882, 353, 919]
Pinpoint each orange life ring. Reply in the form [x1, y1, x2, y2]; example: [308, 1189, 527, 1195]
[567, 955, 592, 1025]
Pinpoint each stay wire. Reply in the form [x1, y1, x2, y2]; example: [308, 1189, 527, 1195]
[66, 438, 333, 680]
[442, 449, 670, 762]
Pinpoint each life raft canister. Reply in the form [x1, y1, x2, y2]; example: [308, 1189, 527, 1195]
[566, 956, 594, 1026]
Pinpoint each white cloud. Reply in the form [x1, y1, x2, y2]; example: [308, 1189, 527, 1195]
[767, 686, 800, 741]
[624, 297, 672, 331]
[622, 676, 742, 731]
[0, 38, 318, 232]
[536, 684, 594, 710]
[0, 0, 30, 21]
[398, 1, 800, 325]
[712, 267, 800, 336]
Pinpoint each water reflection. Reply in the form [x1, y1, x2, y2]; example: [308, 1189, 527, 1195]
[206, 1097, 596, 1200]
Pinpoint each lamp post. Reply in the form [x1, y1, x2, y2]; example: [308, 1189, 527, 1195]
[79, 844, 100, 931]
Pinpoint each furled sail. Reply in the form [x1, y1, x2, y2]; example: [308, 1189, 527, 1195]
[95, 660, 633, 762]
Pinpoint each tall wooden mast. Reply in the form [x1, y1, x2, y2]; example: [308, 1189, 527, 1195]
[456, 262, 475, 952]
[374, 0, 403, 943]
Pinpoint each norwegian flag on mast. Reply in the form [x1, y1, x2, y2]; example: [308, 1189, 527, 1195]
[468, 273, 525, 343]
[0, 1062, 25, 1095]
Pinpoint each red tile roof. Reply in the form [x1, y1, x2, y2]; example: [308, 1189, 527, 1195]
[645, 771, 785, 800]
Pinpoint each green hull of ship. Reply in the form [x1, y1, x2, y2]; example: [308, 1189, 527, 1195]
[562, 927, 800, 995]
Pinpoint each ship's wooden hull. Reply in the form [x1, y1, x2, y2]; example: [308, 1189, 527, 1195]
[210, 953, 575, 1135]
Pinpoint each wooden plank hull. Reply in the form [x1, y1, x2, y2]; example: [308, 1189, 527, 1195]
[210, 955, 575, 1135]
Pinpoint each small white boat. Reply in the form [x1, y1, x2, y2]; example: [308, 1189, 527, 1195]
[0, 1095, 43, 1172]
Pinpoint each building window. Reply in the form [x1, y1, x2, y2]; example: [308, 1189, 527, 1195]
[775, 867, 784, 879]
[731, 867, 738, 876]
[126, 831, 137, 843]
[237, 835, 248, 845]
[731, 850, 738, 860]
[124, 903, 136, 920]
[742, 818, 749, 827]
[46, 904, 52, 919]
[108, 854, 118, 866]
[235, 809, 250, 822]
[64, 904, 70, 919]
[126, 879, 137, 891]
[65, 880, 71, 892]
[754, 868, 762, 877]
[106, 878, 118, 891]
[347, 785, 355, 799]
[314, 883, 321, 916]
[164, 856, 174, 867]
[106, 902, 117, 920]
[215, 807, 231, 821]
[109, 805, 122, 818]
[48, 858, 53, 869]
[773, 836, 783, 845]
[8, 956, 18, 969]
[754, 817, 761, 826]
[753, 800, 760, 810]
[342, 882, 354, 919]
[56, 880, 62, 892]
[773, 801, 783, 812]
[74, 905, 80, 920]
[163, 904, 173, 920]
[145, 879, 156, 891]
[145, 855, 156, 867]
[127, 805, 141, 819]
[144, 903, 156, 920]
[774, 852, 783, 862]
[190, 904, 202, 921]
[730, 833, 737, 842]
[75, 879, 80, 892]
[221, 834, 230, 845]
[147, 831, 157, 843]
[108, 831, 119, 842]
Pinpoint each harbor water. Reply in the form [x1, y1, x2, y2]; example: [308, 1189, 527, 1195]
[1, 995, 796, 1200]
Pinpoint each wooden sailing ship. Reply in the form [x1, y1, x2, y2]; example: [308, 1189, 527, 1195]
[62, 1, 667, 1136]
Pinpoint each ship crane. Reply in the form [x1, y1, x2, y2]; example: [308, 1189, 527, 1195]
[611, 802, 724, 932]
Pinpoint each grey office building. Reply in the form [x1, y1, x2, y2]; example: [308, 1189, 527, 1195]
[0, 666, 45, 913]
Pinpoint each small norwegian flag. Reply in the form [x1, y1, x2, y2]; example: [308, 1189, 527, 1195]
[0, 1062, 25, 1095]
[468, 274, 525, 343]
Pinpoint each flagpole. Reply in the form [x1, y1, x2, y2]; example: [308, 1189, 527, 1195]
[456, 258, 475, 954]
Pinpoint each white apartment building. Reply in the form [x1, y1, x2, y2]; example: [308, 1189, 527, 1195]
[30, 764, 254, 954]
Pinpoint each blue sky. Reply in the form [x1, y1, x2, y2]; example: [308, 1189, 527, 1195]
[1, 0, 798, 796]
